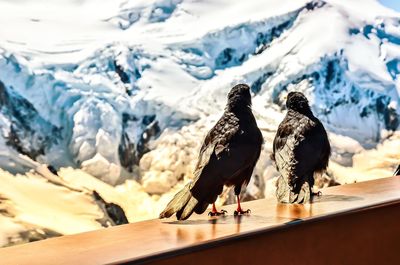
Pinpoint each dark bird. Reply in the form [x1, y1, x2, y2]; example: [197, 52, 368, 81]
[394, 165, 400, 176]
[47, 165, 58, 176]
[272, 91, 331, 203]
[93, 191, 129, 225]
[159, 84, 263, 220]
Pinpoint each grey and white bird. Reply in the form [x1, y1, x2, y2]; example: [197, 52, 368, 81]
[272, 91, 331, 203]
[159, 84, 263, 220]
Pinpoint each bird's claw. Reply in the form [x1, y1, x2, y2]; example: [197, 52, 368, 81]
[234, 209, 251, 216]
[208, 209, 227, 216]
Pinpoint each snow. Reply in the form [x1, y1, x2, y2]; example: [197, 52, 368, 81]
[0, 0, 399, 247]
[0, 168, 103, 235]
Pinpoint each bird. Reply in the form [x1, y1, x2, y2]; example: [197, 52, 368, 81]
[159, 84, 263, 220]
[271, 91, 331, 204]
[394, 165, 400, 176]
[93, 191, 129, 225]
[47, 165, 58, 176]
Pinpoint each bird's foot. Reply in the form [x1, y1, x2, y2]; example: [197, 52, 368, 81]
[234, 209, 251, 216]
[208, 209, 227, 217]
[312, 191, 322, 197]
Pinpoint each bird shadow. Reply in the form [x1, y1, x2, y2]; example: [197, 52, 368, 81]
[162, 195, 363, 225]
[311, 194, 363, 203]
[163, 214, 282, 225]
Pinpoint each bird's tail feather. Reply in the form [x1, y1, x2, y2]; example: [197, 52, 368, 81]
[276, 175, 311, 204]
[194, 201, 209, 214]
[159, 182, 194, 219]
[177, 196, 199, 220]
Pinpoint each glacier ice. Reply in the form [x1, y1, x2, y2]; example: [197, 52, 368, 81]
[0, 0, 398, 187]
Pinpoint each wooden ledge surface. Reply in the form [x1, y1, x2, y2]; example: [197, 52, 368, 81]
[1, 176, 400, 265]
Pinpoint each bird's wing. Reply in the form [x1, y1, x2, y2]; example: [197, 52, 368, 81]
[292, 120, 328, 185]
[193, 112, 240, 179]
[274, 113, 317, 189]
[190, 141, 262, 205]
[273, 113, 313, 203]
[273, 113, 297, 181]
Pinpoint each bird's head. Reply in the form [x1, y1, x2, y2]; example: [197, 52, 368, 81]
[227, 84, 252, 111]
[286, 91, 312, 114]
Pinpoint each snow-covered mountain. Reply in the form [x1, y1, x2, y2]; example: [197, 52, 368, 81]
[0, 0, 399, 247]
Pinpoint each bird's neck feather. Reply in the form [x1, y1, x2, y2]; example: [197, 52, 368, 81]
[290, 106, 314, 118]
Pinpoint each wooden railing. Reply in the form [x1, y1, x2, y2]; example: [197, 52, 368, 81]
[1, 176, 400, 265]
